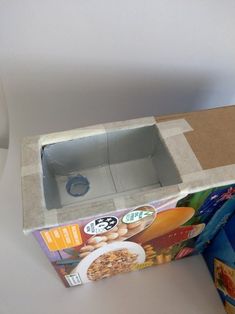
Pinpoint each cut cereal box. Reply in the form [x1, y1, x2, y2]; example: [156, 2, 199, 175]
[21, 105, 235, 287]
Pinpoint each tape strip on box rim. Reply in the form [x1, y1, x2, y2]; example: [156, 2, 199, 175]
[21, 116, 235, 232]
[21, 117, 201, 231]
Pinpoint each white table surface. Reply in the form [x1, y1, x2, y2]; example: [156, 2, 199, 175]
[0, 102, 226, 314]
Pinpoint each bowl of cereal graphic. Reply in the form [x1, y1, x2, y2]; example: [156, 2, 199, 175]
[71, 241, 146, 283]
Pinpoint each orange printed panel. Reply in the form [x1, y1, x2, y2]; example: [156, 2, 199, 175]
[51, 228, 66, 248]
[41, 224, 83, 251]
[70, 225, 83, 246]
[41, 230, 58, 251]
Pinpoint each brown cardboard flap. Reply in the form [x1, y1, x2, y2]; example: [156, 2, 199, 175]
[156, 105, 235, 170]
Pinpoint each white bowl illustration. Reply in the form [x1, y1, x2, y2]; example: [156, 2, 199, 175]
[71, 241, 146, 283]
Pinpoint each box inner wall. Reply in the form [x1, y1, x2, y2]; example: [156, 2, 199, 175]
[42, 125, 182, 209]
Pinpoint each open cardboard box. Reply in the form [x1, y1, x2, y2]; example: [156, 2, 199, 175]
[22, 105, 235, 312]
[42, 123, 181, 209]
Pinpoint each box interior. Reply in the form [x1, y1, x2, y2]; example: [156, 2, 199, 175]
[42, 125, 182, 209]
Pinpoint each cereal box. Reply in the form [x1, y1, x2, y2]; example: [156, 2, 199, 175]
[21, 105, 235, 287]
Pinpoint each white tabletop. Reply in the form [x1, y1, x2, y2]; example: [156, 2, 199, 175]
[0, 102, 225, 314]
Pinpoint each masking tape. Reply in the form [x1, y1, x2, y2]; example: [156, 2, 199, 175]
[164, 134, 202, 175]
[40, 117, 157, 146]
[181, 164, 235, 184]
[155, 118, 202, 176]
[158, 127, 184, 139]
[113, 197, 129, 210]
[104, 116, 156, 132]
[21, 163, 42, 177]
[156, 119, 193, 139]
[27, 143, 39, 150]
[39, 124, 106, 146]
[43, 209, 58, 227]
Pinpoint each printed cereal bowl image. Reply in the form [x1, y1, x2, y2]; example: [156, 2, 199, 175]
[71, 241, 146, 283]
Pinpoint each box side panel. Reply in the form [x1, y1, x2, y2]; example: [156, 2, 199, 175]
[33, 183, 235, 287]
